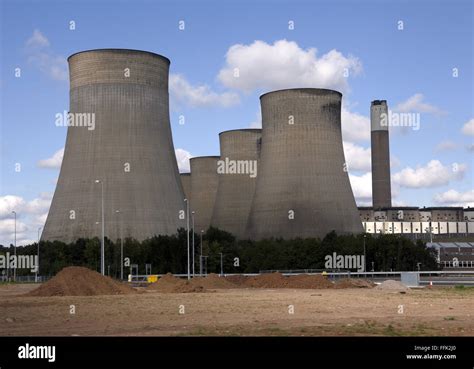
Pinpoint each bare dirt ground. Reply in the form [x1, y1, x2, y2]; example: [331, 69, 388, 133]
[1, 283, 473, 336]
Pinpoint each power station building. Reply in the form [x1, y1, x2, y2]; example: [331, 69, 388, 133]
[246, 88, 363, 239]
[180, 173, 191, 203]
[189, 156, 220, 233]
[211, 129, 262, 238]
[370, 100, 392, 209]
[41, 49, 186, 243]
[42, 49, 469, 244]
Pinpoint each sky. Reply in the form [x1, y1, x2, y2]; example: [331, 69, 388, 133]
[0, 0, 473, 245]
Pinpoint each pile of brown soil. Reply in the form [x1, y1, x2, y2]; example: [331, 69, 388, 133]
[189, 274, 237, 289]
[225, 275, 249, 286]
[148, 273, 208, 293]
[26, 266, 136, 297]
[287, 274, 335, 289]
[244, 273, 290, 288]
[334, 278, 375, 289]
[148, 273, 187, 293]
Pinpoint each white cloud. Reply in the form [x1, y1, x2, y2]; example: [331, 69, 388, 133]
[169, 74, 240, 108]
[175, 148, 192, 173]
[0, 193, 53, 246]
[218, 39, 361, 93]
[393, 160, 466, 188]
[24, 29, 68, 81]
[348, 172, 372, 203]
[25, 192, 53, 215]
[434, 189, 474, 207]
[0, 218, 30, 246]
[0, 196, 26, 219]
[38, 148, 64, 169]
[26, 29, 50, 49]
[249, 110, 262, 128]
[461, 118, 474, 136]
[341, 107, 370, 142]
[343, 142, 371, 172]
[394, 93, 446, 116]
[435, 140, 458, 152]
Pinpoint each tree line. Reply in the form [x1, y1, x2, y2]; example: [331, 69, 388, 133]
[0, 227, 439, 278]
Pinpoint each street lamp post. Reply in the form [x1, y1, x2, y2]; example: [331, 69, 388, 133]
[220, 252, 223, 276]
[363, 234, 367, 273]
[12, 211, 16, 282]
[36, 227, 42, 282]
[184, 198, 190, 280]
[115, 210, 124, 280]
[200, 230, 204, 276]
[191, 211, 195, 277]
[95, 180, 105, 275]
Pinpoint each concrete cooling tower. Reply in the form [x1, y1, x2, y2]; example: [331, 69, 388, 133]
[180, 173, 192, 202]
[370, 100, 392, 209]
[42, 49, 186, 243]
[211, 129, 262, 238]
[190, 156, 220, 233]
[246, 88, 363, 240]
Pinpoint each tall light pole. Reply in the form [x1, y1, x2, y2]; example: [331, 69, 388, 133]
[95, 180, 105, 275]
[115, 210, 123, 280]
[36, 226, 42, 282]
[184, 198, 190, 280]
[363, 234, 367, 273]
[191, 211, 195, 277]
[220, 252, 223, 276]
[200, 230, 204, 276]
[12, 211, 16, 282]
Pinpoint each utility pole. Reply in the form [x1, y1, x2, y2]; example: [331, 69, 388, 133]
[220, 252, 223, 276]
[192, 211, 195, 277]
[184, 198, 190, 280]
[115, 210, 124, 280]
[200, 230, 204, 276]
[95, 180, 105, 275]
[363, 234, 367, 273]
[36, 227, 42, 282]
[12, 211, 17, 282]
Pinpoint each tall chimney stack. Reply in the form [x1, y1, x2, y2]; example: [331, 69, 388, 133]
[370, 100, 392, 209]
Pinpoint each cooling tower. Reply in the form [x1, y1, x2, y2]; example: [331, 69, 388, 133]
[211, 129, 262, 238]
[190, 156, 220, 233]
[370, 100, 392, 209]
[180, 173, 192, 202]
[42, 49, 186, 243]
[246, 88, 363, 240]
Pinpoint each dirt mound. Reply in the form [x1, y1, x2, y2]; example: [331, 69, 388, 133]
[244, 273, 290, 288]
[189, 274, 237, 289]
[287, 274, 334, 289]
[26, 266, 136, 297]
[334, 278, 375, 289]
[148, 273, 210, 293]
[225, 275, 249, 286]
[375, 280, 409, 291]
[147, 273, 187, 293]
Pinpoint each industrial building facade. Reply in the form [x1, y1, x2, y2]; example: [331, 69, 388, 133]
[359, 207, 474, 235]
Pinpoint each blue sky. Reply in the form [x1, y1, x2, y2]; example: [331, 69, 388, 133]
[0, 0, 473, 245]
